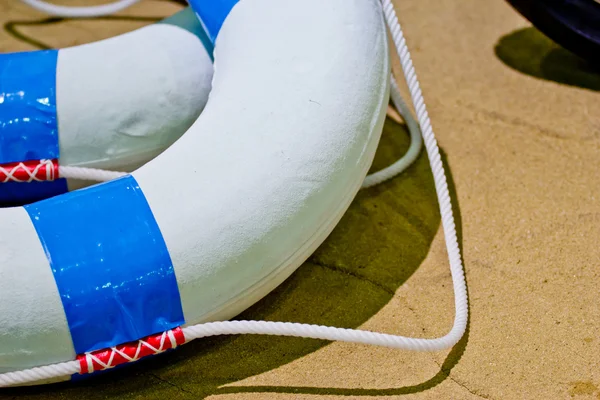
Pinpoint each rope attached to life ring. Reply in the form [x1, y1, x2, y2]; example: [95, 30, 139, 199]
[0, 0, 468, 387]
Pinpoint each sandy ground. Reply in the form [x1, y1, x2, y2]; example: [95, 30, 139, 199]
[0, 0, 599, 399]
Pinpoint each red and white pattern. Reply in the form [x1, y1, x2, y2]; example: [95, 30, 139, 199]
[77, 328, 186, 374]
[0, 159, 59, 183]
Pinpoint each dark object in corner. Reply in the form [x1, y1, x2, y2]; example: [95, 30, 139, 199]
[506, 0, 600, 65]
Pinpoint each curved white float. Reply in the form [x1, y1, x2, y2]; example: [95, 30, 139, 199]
[0, 8, 213, 202]
[0, 0, 468, 388]
[0, 0, 389, 380]
[57, 9, 213, 171]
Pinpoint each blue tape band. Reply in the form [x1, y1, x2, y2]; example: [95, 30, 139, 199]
[25, 176, 184, 354]
[0, 50, 59, 163]
[188, 0, 239, 44]
[0, 179, 68, 207]
[0, 50, 65, 204]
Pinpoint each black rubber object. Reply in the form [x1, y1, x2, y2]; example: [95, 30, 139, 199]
[505, 0, 600, 65]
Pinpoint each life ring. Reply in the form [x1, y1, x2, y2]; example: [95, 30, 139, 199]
[0, 0, 468, 387]
[505, 0, 600, 64]
[0, 7, 213, 204]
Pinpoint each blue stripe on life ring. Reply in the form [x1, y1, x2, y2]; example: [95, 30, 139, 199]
[0, 50, 67, 204]
[25, 176, 184, 354]
[188, 0, 239, 44]
[0, 50, 59, 163]
[0, 180, 68, 206]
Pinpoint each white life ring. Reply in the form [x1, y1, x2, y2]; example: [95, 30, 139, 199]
[0, 0, 468, 387]
[0, 7, 213, 203]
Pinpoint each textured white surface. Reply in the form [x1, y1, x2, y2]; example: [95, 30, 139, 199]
[135, 0, 389, 325]
[57, 23, 213, 170]
[0, 208, 74, 373]
[0, 0, 389, 372]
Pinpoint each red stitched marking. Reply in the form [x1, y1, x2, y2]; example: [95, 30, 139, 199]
[0, 159, 59, 183]
[77, 327, 185, 374]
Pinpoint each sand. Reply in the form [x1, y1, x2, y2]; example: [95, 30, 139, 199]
[0, 0, 599, 398]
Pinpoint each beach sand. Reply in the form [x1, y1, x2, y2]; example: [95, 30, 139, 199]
[1, 0, 599, 398]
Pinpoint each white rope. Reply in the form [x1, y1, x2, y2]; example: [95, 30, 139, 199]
[0, 0, 468, 387]
[58, 166, 127, 182]
[362, 77, 423, 188]
[19, 0, 141, 18]
[0, 361, 80, 387]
